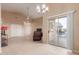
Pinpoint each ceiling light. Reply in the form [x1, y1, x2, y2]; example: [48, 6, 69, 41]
[42, 10, 46, 13]
[36, 5, 40, 10]
[42, 4, 46, 9]
[36, 4, 49, 14]
[26, 7, 30, 22]
[46, 7, 49, 11]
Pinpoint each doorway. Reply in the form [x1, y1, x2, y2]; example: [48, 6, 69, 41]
[48, 11, 74, 50]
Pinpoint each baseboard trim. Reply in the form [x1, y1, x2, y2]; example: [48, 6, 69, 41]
[73, 50, 79, 54]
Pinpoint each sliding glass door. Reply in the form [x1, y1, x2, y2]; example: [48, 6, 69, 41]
[57, 17, 68, 48]
[48, 17, 68, 48]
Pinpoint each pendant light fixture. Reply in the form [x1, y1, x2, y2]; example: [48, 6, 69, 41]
[26, 7, 30, 23]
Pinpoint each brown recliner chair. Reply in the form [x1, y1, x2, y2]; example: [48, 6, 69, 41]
[33, 28, 43, 41]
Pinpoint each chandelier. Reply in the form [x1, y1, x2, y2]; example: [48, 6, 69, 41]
[26, 7, 30, 22]
[36, 4, 49, 14]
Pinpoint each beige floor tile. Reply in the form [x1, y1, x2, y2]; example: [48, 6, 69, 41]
[0, 38, 75, 55]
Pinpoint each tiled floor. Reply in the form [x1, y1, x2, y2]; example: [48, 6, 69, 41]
[0, 37, 75, 55]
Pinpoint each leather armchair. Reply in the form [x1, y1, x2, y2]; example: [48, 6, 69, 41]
[33, 28, 43, 41]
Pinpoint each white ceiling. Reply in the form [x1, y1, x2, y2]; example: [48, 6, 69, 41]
[2, 3, 46, 19]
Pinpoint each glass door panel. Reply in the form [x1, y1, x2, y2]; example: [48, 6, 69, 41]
[48, 19, 58, 46]
[49, 17, 68, 48]
[57, 17, 68, 48]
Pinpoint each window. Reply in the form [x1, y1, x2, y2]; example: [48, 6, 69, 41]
[10, 24, 24, 37]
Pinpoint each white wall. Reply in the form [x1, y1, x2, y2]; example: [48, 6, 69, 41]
[2, 11, 25, 39]
[2, 11, 43, 41]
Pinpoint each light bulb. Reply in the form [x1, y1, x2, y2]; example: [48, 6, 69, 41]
[42, 10, 46, 13]
[36, 5, 41, 12]
[42, 4, 46, 9]
[36, 5, 40, 10]
[46, 7, 49, 11]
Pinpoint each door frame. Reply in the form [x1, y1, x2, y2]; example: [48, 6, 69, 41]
[47, 10, 76, 50]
